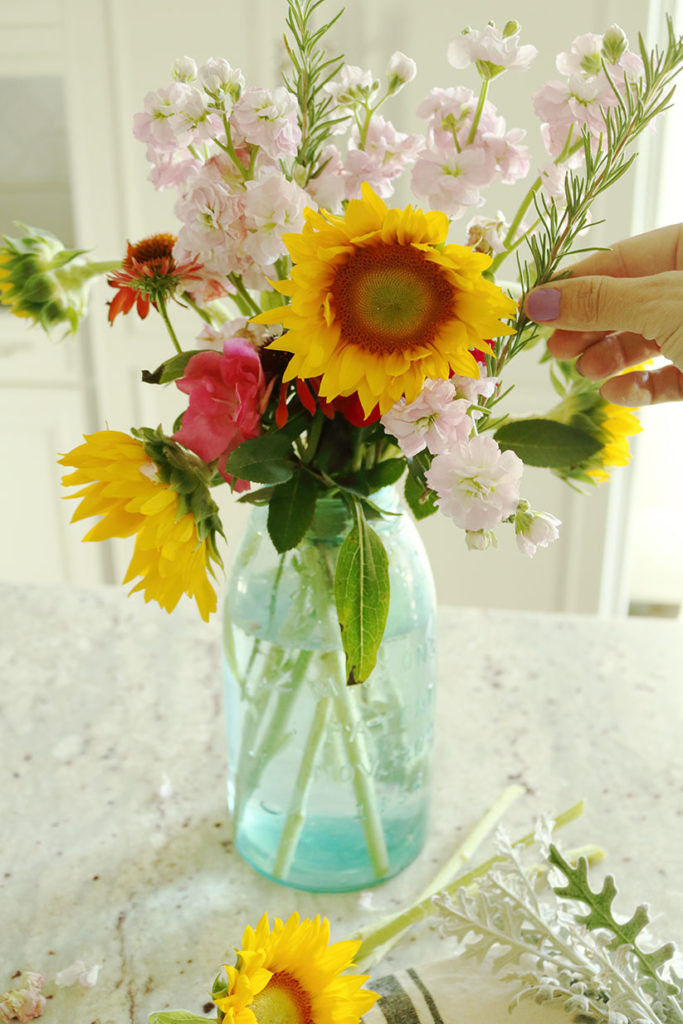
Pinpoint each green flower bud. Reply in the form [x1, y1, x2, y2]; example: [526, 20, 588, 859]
[602, 24, 628, 64]
[503, 20, 521, 38]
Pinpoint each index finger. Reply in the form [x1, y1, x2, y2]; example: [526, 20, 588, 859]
[561, 222, 683, 280]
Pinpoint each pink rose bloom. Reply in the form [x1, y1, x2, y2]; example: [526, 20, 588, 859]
[173, 338, 267, 489]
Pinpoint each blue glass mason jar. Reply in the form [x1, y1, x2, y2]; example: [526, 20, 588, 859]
[221, 486, 437, 893]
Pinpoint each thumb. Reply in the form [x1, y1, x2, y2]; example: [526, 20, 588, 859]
[524, 271, 682, 342]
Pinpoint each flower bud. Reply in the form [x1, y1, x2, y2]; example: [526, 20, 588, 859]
[386, 51, 417, 94]
[503, 20, 521, 38]
[465, 529, 497, 551]
[199, 58, 244, 100]
[171, 56, 198, 82]
[602, 24, 628, 63]
[514, 503, 561, 557]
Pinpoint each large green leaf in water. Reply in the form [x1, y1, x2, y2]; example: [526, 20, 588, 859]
[494, 418, 602, 468]
[334, 502, 390, 685]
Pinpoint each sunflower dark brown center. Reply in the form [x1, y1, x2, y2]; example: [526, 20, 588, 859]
[125, 233, 178, 271]
[251, 971, 314, 1024]
[329, 242, 455, 353]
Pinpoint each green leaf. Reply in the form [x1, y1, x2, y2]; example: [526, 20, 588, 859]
[142, 349, 203, 385]
[223, 432, 295, 484]
[267, 470, 320, 553]
[404, 472, 438, 520]
[549, 845, 677, 988]
[365, 458, 405, 490]
[494, 418, 602, 468]
[148, 1012, 213, 1024]
[334, 501, 390, 685]
[237, 485, 276, 505]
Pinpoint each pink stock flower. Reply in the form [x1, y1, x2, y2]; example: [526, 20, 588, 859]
[242, 171, 309, 265]
[231, 87, 301, 160]
[482, 128, 530, 184]
[345, 115, 424, 199]
[417, 86, 504, 146]
[381, 379, 473, 456]
[411, 144, 494, 218]
[173, 338, 268, 489]
[134, 83, 220, 150]
[426, 434, 523, 530]
[305, 144, 347, 208]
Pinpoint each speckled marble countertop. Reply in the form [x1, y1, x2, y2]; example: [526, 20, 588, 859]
[2, 581, 683, 1023]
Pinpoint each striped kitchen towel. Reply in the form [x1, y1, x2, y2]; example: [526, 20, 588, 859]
[364, 957, 561, 1024]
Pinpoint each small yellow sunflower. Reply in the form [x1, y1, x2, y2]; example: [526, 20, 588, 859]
[59, 430, 222, 621]
[253, 183, 516, 415]
[213, 913, 378, 1024]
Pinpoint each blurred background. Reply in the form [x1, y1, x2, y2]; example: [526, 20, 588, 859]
[1, 0, 681, 617]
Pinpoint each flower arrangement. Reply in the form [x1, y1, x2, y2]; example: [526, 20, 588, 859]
[2, 3, 682, 690]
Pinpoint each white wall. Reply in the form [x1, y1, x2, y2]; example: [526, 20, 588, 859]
[0, 0, 671, 616]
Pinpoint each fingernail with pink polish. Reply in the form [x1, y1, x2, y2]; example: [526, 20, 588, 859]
[526, 287, 561, 322]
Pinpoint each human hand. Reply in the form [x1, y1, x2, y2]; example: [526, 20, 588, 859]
[523, 223, 683, 405]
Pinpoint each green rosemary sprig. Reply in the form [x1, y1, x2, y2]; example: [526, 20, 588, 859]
[486, 16, 683, 392]
[282, 0, 346, 183]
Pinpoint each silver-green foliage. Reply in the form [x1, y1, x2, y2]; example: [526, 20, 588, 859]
[435, 821, 683, 1024]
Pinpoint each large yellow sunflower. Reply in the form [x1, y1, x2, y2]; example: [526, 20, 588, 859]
[59, 430, 222, 621]
[253, 183, 517, 415]
[214, 913, 378, 1024]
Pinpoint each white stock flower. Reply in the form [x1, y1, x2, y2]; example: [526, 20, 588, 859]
[324, 64, 377, 106]
[448, 22, 537, 77]
[426, 434, 523, 530]
[172, 56, 197, 82]
[381, 379, 472, 456]
[198, 58, 245, 101]
[467, 212, 508, 255]
[514, 503, 562, 556]
[386, 51, 417, 93]
[450, 369, 499, 406]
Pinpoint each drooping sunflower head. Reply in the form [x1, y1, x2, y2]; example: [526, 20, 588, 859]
[547, 372, 642, 484]
[586, 401, 642, 482]
[0, 224, 101, 334]
[212, 913, 378, 1024]
[59, 428, 224, 620]
[107, 232, 202, 322]
[253, 183, 517, 415]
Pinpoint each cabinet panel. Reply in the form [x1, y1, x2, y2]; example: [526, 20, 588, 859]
[0, 389, 110, 584]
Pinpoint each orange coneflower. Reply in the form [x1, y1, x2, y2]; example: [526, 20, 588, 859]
[107, 232, 202, 323]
